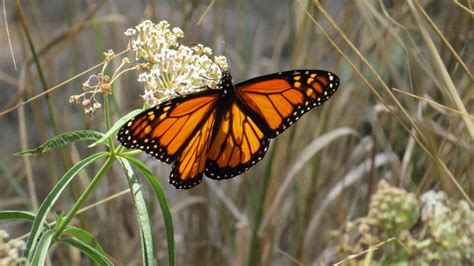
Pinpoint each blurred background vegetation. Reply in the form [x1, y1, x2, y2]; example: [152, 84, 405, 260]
[0, 0, 472, 265]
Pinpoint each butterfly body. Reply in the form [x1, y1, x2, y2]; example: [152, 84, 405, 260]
[118, 69, 339, 189]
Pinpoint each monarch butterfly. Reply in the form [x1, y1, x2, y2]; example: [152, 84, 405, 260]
[118, 69, 339, 189]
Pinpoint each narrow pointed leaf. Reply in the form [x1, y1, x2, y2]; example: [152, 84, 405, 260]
[31, 230, 54, 266]
[15, 130, 103, 156]
[123, 155, 175, 266]
[0, 210, 37, 223]
[63, 226, 107, 255]
[24, 152, 108, 260]
[118, 157, 155, 265]
[60, 238, 113, 265]
[89, 109, 142, 147]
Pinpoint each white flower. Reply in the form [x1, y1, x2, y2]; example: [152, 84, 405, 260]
[420, 190, 449, 221]
[126, 20, 228, 106]
[124, 28, 137, 36]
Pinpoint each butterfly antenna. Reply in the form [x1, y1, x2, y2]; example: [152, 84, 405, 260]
[222, 41, 231, 74]
[215, 58, 224, 74]
[200, 61, 221, 81]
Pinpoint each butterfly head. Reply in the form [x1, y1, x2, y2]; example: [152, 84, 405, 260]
[221, 71, 233, 84]
[218, 71, 234, 96]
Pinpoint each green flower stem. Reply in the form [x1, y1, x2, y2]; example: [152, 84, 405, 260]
[109, 66, 138, 84]
[104, 94, 115, 152]
[53, 156, 114, 240]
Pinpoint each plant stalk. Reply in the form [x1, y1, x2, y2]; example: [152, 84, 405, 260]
[53, 156, 113, 239]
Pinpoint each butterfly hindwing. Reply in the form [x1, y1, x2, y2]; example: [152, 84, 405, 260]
[169, 109, 216, 189]
[205, 102, 270, 180]
[235, 70, 339, 138]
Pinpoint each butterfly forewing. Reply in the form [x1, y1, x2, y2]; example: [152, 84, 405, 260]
[117, 90, 219, 164]
[235, 70, 339, 138]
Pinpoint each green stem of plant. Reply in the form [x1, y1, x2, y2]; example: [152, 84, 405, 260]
[247, 141, 278, 266]
[53, 156, 114, 239]
[104, 94, 115, 152]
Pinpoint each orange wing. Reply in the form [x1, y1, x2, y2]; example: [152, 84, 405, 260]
[169, 109, 216, 188]
[204, 70, 339, 180]
[205, 102, 270, 179]
[117, 90, 219, 182]
[235, 70, 339, 138]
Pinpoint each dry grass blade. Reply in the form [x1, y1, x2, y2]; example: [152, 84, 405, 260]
[307, 0, 472, 207]
[413, 1, 472, 80]
[0, 49, 129, 117]
[276, 248, 304, 266]
[301, 153, 398, 259]
[259, 128, 359, 235]
[453, 0, 474, 15]
[205, 179, 248, 224]
[170, 196, 207, 215]
[12, 189, 131, 242]
[333, 237, 397, 265]
[18, 102, 38, 211]
[197, 0, 215, 25]
[408, 0, 474, 139]
[2, 0, 17, 71]
[393, 88, 474, 119]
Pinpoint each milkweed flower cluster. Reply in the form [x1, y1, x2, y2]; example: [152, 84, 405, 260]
[124, 20, 228, 106]
[367, 180, 419, 235]
[330, 180, 473, 265]
[419, 191, 473, 263]
[0, 230, 26, 265]
[71, 20, 227, 117]
[332, 180, 419, 255]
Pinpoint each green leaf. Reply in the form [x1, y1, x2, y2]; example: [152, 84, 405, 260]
[15, 130, 104, 156]
[55, 212, 65, 230]
[31, 230, 54, 266]
[60, 238, 113, 265]
[0, 211, 52, 232]
[123, 155, 175, 266]
[0, 210, 36, 222]
[89, 109, 143, 147]
[24, 152, 108, 260]
[63, 226, 107, 255]
[118, 157, 155, 265]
